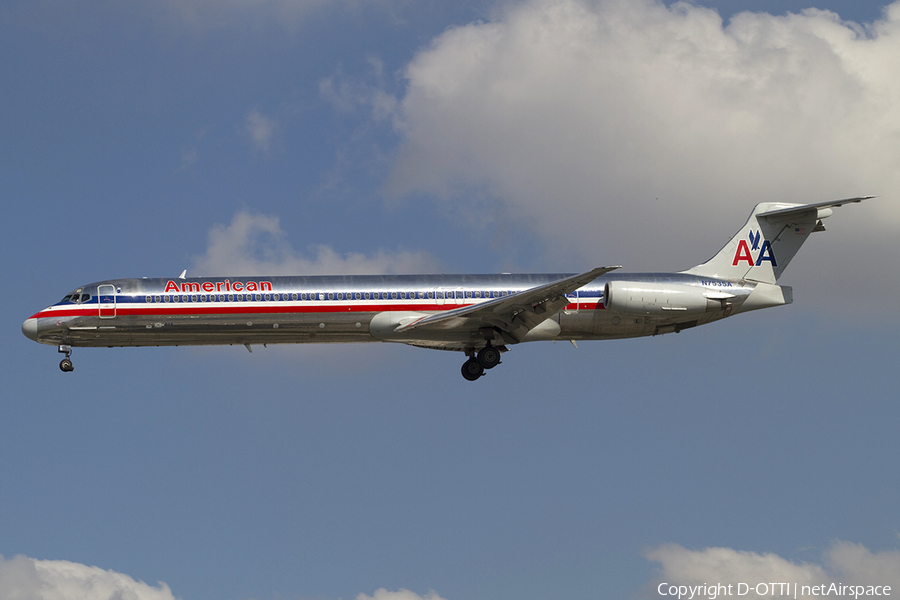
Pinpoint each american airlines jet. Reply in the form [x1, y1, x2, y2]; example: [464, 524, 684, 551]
[23, 198, 870, 380]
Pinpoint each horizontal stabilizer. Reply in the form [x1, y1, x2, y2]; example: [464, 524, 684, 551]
[757, 196, 874, 220]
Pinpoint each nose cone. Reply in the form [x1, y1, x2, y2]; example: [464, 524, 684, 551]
[22, 318, 38, 341]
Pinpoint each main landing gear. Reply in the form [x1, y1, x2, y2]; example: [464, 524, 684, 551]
[58, 345, 74, 372]
[460, 345, 504, 381]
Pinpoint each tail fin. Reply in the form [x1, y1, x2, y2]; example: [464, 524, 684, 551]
[683, 197, 873, 284]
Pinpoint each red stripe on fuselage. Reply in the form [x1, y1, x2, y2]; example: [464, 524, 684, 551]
[31, 300, 605, 320]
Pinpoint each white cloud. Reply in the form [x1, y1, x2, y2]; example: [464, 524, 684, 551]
[0, 555, 179, 600]
[385, 0, 900, 280]
[320, 58, 399, 122]
[826, 541, 900, 583]
[191, 211, 441, 276]
[245, 109, 278, 154]
[643, 541, 900, 598]
[0, 555, 450, 600]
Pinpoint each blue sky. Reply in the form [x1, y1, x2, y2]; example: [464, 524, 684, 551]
[2, 1, 899, 599]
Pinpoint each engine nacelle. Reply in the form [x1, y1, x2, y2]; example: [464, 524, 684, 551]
[604, 281, 723, 315]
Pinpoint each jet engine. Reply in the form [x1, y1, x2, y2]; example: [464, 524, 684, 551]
[604, 281, 729, 315]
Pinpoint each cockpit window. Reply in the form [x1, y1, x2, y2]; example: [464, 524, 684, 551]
[61, 293, 91, 304]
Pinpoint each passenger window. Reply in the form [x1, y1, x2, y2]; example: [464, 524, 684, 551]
[292, 293, 298, 301]
[145, 295, 152, 303]
[391, 292, 398, 299]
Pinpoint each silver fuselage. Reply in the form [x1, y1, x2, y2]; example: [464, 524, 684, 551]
[23, 272, 760, 351]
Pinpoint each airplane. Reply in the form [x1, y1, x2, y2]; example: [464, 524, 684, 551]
[22, 197, 871, 380]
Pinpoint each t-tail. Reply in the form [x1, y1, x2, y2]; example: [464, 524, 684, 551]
[683, 197, 874, 285]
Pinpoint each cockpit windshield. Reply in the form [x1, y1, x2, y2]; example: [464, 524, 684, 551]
[61, 293, 92, 304]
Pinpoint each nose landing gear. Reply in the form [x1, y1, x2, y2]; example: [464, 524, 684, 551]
[58, 345, 74, 372]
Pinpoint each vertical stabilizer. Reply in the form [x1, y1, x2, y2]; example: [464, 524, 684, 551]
[683, 197, 872, 283]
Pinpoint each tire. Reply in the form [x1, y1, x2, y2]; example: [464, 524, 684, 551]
[461, 358, 484, 381]
[476, 346, 501, 369]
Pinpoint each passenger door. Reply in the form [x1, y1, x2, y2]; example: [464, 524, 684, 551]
[98, 284, 116, 318]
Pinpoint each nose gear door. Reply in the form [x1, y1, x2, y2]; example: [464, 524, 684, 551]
[98, 284, 116, 318]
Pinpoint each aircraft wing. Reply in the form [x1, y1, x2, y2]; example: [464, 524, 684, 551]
[393, 266, 620, 343]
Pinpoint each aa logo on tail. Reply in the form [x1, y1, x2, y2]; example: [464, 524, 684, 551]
[733, 229, 777, 267]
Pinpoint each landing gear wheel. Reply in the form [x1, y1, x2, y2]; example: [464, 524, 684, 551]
[58, 345, 73, 372]
[476, 346, 501, 369]
[461, 358, 484, 381]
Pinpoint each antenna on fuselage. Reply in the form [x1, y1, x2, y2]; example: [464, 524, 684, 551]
[179, 269, 187, 279]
